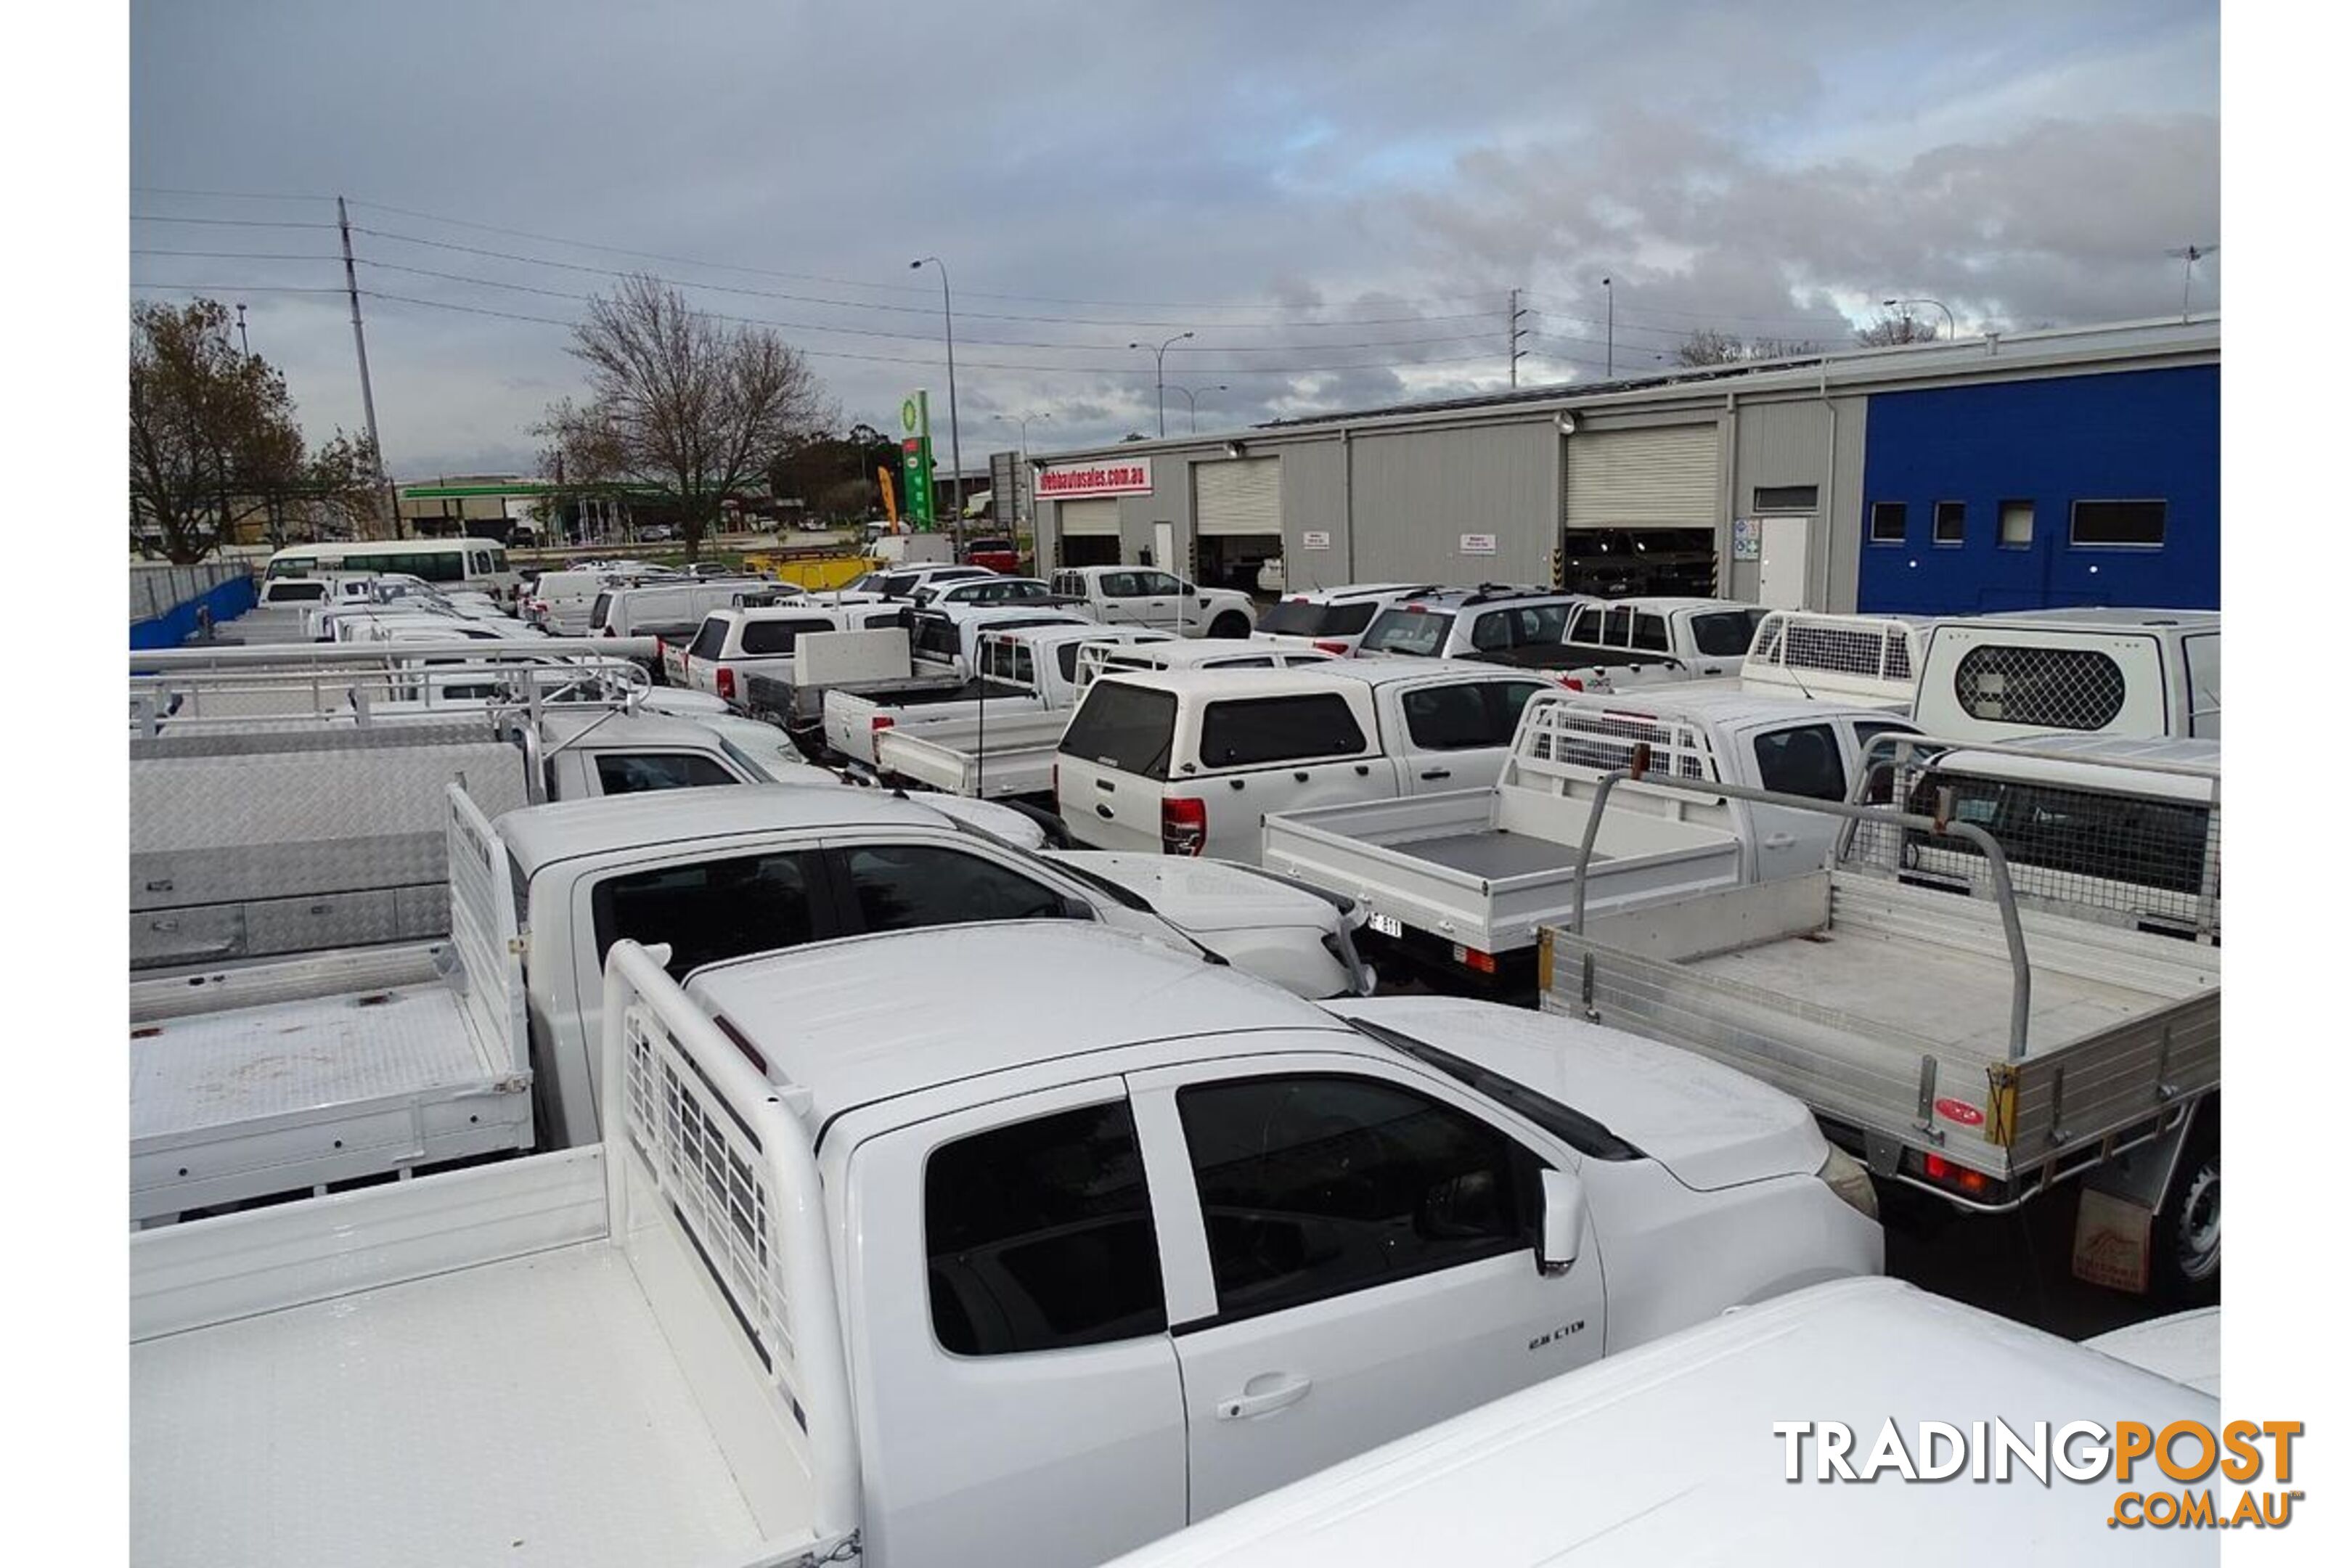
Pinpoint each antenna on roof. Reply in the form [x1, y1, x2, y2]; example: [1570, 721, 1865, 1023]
[2163, 243, 2219, 322]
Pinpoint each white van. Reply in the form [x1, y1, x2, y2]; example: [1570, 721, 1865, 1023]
[265, 539, 520, 607]
[589, 576, 774, 642]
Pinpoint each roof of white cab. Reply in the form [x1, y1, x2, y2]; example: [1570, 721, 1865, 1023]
[1103, 1276, 2217, 1568]
[1586, 595, 1755, 615]
[497, 783, 952, 875]
[1554, 685, 1896, 725]
[687, 923, 1350, 1125]
[1948, 607, 2218, 632]
[1277, 582, 1440, 602]
[1091, 661, 1493, 702]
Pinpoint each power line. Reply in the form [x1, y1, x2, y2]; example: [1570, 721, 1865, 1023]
[130, 213, 342, 230]
[131, 248, 340, 263]
[131, 282, 351, 294]
[131, 185, 334, 203]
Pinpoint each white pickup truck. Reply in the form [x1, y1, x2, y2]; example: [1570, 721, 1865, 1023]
[1259, 687, 1915, 984]
[130, 921, 1880, 1568]
[128, 783, 1393, 1223]
[1910, 608, 2218, 742]
[666, 601, 913, 701]
[1057, 661, 1559, 865]
[1050, 563, 1258, 638]
[1557, 596, 1769, 680]
[1543, 764, 2221, 1298]
[1104, 1277, 2217, 1568]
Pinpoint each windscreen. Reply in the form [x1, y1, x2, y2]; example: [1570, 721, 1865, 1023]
[1058, 682, 1179, 781]
[1359, 608, 1454, 657]
[1257, 600, 1377, 638]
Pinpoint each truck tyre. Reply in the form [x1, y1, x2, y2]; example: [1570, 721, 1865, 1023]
[1209, 611, 1251, 640]
[2150, 1112, 2220, 1304]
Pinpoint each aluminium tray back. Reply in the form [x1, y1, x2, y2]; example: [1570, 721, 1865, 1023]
[1544, 869, 2218, 1182]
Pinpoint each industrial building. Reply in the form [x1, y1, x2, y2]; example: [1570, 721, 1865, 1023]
[1026, 315, 2218, 614]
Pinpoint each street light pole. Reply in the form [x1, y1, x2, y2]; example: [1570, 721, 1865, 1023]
[992, 412, 1050, 534]
[1882, 297, 1957, 339]
[1129, 331, 1195, 438]
[1601, 276, 1614, 378]
[234, 302, 250, 357]
[1170, 383, 1227, 434]
[910, 256, 963, 530]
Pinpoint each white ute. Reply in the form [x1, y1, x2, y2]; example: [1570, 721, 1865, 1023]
[1056, 662, 1556, 865]
[1103, 1277, 2216, 1568]
[131, 923, 1880, 1568]
[1259, 687, 1916, 982]
[1052, 563, 1258, 638]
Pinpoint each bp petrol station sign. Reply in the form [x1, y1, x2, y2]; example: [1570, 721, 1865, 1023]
[899, 392, 937, 528]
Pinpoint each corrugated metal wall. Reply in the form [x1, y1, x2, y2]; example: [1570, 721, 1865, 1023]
[1347, 420, 1557, 586]
[1729, 397, 1869, 611]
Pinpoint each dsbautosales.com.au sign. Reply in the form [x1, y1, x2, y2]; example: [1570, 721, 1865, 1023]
[1037, 459, 1153, 499]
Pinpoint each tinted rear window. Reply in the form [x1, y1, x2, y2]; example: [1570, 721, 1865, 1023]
[1257, 600, 1378, 638]
[687, 618, 729, 660]
[1690, 609, 1765, 658]
[266, 581, 327, 603]
[741, 617, 833, 656]
[1059, 682, 1179, 780]
[590, 591, 614, 629]
[1360, 608, 1454, 657]
[1196, 693, 1368, 768]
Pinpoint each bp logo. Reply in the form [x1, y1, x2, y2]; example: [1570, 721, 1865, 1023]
[900, 396, 921, 435]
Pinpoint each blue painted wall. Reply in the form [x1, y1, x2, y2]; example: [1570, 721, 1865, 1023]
[130, 572, 259, 650]
[1855, 366, 2219, 614]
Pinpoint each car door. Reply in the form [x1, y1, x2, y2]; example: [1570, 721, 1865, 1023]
[1741, 719, 1854, 879]
[1185, 690, 1384, 861]
[1132, 571, 1188, 631]
[1127, 1056, 1604, 1520]
[846, 1084, 1188, 1568]
[1394, 677, 1543, 793]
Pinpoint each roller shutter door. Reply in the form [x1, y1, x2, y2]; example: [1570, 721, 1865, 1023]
[1058, 498, 1121, 536]
[1194, 457, 1281, 537]
[1563, 425, 1720, 528]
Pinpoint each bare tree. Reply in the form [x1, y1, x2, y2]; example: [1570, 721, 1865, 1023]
[537, 274, 830, 560]
[1673, 328, 1824, 367]
[1855, 314, 1943, 348]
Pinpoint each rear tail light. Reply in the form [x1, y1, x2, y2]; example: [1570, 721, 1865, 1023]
[1557, 676, 1585, 690]
[1161, 796, 1208, 857]
[872, 714, 894, 735]
[716, 666, 736, 701]
[1918, 1152, 1995, 1199]
[1312, 640, 1350, 655]
[1451, 943, 1499, 975]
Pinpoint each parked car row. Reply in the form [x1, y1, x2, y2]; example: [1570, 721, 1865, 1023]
[125, 577, 2225, 1568]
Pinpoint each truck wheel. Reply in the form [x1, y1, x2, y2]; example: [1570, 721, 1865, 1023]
[1209, 611, 1251, 640]
[2150, 1118, 2220, 1304]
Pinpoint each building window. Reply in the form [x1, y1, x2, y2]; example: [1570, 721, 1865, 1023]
[2070, 499, 2166, 548]
[1998, 500, 2035, 549]
[1752, 484, 1818, 513]
[1869, 502, 1907, 544]
[1933, 502, 1966, 546]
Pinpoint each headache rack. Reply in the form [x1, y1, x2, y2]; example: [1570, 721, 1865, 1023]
[129, 641, 656, 737]
[1543, 763, 2219, 1211]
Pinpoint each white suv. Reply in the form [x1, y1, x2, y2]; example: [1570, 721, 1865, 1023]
[1356, 586, 1590, 661]
[1251, 582, 1445, 656]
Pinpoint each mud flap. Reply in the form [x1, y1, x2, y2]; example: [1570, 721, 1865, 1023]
[2073, 1187, 2153, 1294]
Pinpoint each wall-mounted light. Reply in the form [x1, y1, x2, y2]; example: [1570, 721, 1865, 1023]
[1556, 412, 1578, 435]
[1223, 440, 1246, 460]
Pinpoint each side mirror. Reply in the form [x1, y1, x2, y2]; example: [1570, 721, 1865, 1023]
[1538, 1166, 1588, 1275]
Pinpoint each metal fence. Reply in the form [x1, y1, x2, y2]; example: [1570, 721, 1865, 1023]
[1844, 734, 2220, 943]
[131, 560, 254, 624]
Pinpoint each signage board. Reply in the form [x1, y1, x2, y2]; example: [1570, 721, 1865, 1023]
[1037, 458, 1154, 499]
[1302, 530, 1332, 550]
[1459, 533, 1498, 555]
[1732, 517, 1763, 561]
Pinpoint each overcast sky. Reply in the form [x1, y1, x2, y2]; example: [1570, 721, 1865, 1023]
[128, 0, 2218, 480]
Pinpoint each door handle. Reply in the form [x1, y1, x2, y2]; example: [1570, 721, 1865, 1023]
[1762, 832, 1797, 850]
[1293, 770, 1310, 783]
[1420, 768, 1452, 780]
[1096, 804, 1114, 820]
[1217, 1373, 1312, 1421]
[1354, 764, 1371, 776]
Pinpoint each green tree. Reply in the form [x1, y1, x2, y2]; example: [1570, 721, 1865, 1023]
[537, 274, 831, 560]
[129, 298, 306, 563]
